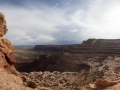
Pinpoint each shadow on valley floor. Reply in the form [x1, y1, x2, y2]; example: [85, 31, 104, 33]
[15, 53, 90, 73]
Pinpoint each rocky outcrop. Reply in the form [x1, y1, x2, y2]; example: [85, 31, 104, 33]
[0, 12, 20, 75]
[0, 12, 8, 37]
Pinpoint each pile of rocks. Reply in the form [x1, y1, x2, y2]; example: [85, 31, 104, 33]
[22, 71, 84, 89]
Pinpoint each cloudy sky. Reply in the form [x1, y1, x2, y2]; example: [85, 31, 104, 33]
[1, 0, 120, 45]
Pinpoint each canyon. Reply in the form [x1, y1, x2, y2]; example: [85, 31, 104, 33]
[14, 39, 120, 89]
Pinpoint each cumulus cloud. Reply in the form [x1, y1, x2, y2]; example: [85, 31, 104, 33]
[0, 2, 69, 45]
[0, 0, 120, 45]
[69, 0, 120, 40]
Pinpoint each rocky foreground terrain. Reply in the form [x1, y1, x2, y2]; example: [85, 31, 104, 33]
[0, 68, 53, 90]
[19, 55, 120, 90]
[22, 71, 82, 90]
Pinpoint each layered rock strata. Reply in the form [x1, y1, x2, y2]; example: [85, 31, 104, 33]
[70, 39, 120, 54]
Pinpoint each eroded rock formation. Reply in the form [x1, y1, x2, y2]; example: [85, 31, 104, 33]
[0, 12, 20, 74]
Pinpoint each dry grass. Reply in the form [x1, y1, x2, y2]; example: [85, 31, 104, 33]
[13, 46, 44, 62]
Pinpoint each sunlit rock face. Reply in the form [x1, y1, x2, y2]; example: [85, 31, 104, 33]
[0, 12, 8, 37]
[0, 12, 20, 75]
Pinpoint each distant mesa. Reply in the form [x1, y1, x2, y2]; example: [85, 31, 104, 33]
[70, 39, 120, 54]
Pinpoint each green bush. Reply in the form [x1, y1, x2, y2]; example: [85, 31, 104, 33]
[11, 70, 18, 76]
[74, 87, 81, 90]
[27, 81, 37, 89]
[41, 82, 50, 87]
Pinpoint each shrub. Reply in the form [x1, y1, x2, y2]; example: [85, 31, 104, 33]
[27, 81, 37, 89]
[74, 87, 81, 90]
[11, 70, 18, 76]
[41, 82, 50, 87]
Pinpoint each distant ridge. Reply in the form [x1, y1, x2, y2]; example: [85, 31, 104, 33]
[70, 39, 120, 54]
[33, 44, 79, 52]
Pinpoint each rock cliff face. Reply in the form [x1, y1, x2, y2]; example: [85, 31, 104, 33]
[0, 12, 20, 74]
[0, 12, 8, 37]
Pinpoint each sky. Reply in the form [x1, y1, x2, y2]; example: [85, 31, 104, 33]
[1, 0, 120, 45]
